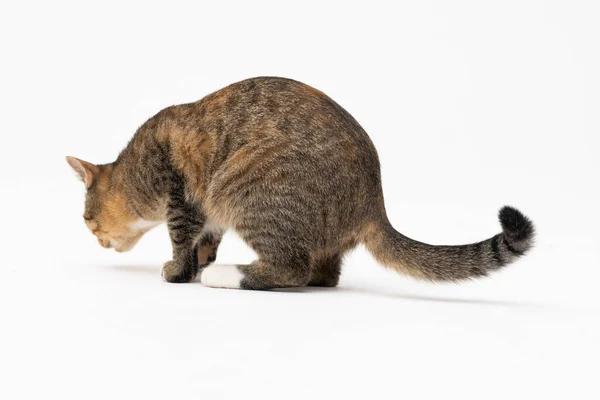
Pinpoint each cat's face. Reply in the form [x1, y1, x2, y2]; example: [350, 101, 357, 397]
[67, 156, 155, 252]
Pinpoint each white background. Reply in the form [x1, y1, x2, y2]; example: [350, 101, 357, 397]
[1, 1, 599, 399]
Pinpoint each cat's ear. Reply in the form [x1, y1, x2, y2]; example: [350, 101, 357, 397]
[66, 156, 100, 189]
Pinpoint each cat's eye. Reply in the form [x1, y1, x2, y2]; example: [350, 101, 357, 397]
[83, 215, 93, 221]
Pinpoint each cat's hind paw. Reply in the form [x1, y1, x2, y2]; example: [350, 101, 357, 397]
[200, 265, 244, 289]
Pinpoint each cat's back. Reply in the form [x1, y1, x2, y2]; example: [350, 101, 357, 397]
[194, 76, 379, 167]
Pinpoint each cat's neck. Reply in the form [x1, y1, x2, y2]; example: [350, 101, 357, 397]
[113, 121, 171, 222]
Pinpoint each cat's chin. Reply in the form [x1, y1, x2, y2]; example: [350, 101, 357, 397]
[114, 243, 135, 253]
[113, 236, 143, 252]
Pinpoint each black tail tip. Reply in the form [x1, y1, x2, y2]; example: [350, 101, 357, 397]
[499, 206, 535, 242]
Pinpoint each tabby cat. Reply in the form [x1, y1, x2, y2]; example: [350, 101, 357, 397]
[66, 77, 534, 290]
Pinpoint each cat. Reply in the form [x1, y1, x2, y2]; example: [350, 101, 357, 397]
[66, 77, 534, 290]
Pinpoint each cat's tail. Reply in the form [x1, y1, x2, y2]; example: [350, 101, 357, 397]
[362, 206, 534, 281]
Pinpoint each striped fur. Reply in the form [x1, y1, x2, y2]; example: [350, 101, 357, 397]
[67, 77, 535, 288]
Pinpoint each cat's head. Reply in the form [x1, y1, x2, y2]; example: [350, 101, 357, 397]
[66, 156, 156, 252]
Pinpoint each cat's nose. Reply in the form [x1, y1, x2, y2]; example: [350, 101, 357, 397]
[98, 238, 112, 249]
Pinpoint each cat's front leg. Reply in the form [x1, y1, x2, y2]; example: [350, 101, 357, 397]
[162, 191, 206, 283]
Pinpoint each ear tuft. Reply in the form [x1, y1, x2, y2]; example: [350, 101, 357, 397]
[66, 156, 99, 189]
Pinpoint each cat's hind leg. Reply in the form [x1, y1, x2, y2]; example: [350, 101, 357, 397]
[194, 231, 223, 268]
[308, 253, 342, 287]
[201, 183, 314, 290]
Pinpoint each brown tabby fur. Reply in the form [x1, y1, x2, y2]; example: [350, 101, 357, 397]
[67, 77, 534, 289]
